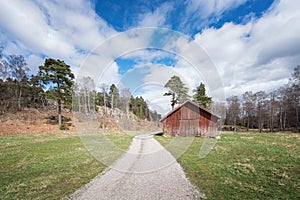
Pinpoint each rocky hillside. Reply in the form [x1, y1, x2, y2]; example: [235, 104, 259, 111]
[0, 106, 161, 135]
[96, 106, 162, 133]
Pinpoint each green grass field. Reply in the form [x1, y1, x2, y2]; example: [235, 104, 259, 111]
[0, 132, 132, 200]
[156, 132, 300, 200]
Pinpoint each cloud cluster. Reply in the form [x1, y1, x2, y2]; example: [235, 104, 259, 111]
[137, 2, 173, 28]
[0, 0, 115, 73]
[186, 0, 247, 18]
[181, 0, 248, 30]
[127, 0, 300, 113]
[194, 0, 300, 96]
[108, 29, 224, 114]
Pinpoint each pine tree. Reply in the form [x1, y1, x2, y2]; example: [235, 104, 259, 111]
[37, 58, 74, 127]
[164, 75, 190, 109]
[193, 82, 212, 109]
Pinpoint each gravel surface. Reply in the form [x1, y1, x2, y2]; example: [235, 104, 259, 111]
[69, 134, 205, 200]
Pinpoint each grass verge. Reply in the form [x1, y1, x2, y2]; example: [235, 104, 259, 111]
[156, 132, 300, 200]
[0, 132, 132, 199]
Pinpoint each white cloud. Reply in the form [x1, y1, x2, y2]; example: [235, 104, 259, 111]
[112, 30, 227, 115]
[26, 54, 44, 75]
[137, 3, 173, 28]
[186, 0, 248, 18]
[0, 0, 116, 75]
[139, 83, 171, 114]
[193, 0, 300, 97]
[98, 61, 121, 86]
[0, 1, 75, 57]
[163, 33, 225, 101]
[182, 0, 249, 30]
[121, 49, 175, 64]
[141, 64, 179, 114]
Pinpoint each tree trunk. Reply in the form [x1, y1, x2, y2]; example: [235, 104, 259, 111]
[57, 85, 62, 127]
[283, 112, 286, 130]
[247, 116, 249, 131]
[87, 91, 90, 113]
[77, 95, 81, 112]
[171, 93, 176, 110]
[270, 109, 274, 132]
[104, 93, 107, 116]
[296, 106, 299, 132]
[234, 117, 237, 132]
[279, 105, 283, 131]
[18, 84, 22, 111]
[111, 94, 114, 111]
[58, 98, 62, 127]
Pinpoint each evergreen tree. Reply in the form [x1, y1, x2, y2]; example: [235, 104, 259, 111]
[193, 82, 212, 109]
[164, 75, 190, 109]
[37, 58, 74, 127]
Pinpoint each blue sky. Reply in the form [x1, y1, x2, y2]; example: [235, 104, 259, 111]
[0, 0, 300, 114]
[95, 0, 274, 33]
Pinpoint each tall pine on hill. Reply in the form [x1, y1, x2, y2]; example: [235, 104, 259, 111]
[38, 58, 74, 127]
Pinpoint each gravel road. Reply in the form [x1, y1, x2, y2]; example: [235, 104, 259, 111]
[69, 134, 205, 200]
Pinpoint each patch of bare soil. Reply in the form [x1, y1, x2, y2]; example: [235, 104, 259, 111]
[0, 107, 162, 135]
[0, 108, 75, 135]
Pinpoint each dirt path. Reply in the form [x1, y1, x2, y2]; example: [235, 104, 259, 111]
[69, 134, 204, 200]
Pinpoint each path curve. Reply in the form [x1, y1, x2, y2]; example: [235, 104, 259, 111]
[69, 134, 205, 200]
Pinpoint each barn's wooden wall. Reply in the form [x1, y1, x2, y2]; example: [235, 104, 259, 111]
[163, 102, 218, 136]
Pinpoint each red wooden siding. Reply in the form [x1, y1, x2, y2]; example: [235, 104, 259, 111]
[161, 100, 220, 137]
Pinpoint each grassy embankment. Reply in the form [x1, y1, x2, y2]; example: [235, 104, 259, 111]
[0, 132, 132, 199]
[156, 132, 300, 200]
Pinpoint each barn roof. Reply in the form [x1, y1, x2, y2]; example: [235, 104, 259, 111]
[160, 100, 221, 122]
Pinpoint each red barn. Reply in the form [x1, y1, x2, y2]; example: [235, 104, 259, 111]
[160, 100, 220, 137]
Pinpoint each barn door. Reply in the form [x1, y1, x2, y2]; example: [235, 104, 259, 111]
[179, 119, 199, 136]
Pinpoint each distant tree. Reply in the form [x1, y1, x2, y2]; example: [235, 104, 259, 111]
[0, 47, 9, 80]
[255, 91, 267, 133]
[93, 83, 109, 116]
[226, 96, 241, 131]
[277, 87, 288, 131]
[289, 65, 300, 131]
[136, 96, 144, 119]
[37, 58, 74, 127]
[164, 75, 189, 109]
[290, 65, 300, 85]
[95, 92, 104, 107]
[74, 76, 96, 114]
[7, 55, 30, 111]
[268, 91, 279, 132]
[109, 84, 119, 110]
[120, 88, 131, 118]
[150, 110, 161, 121]
[211, 101, 226, 129]
[242, 91, 256, 131]
[193, 82, 212, 109]
[29, 74, 47, 108]
[84, 77, 96, 113]
[128, 96, 150, 120]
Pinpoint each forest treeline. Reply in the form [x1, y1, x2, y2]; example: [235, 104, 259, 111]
[73, 77, 161, 121]
[1, 47, 299, 131]
[0, 48, 161, 123]
[225, 65, 300, 132]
